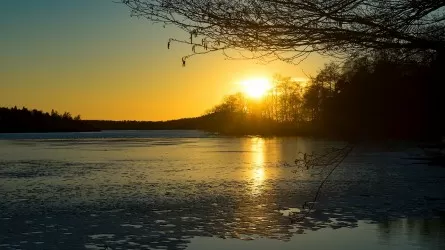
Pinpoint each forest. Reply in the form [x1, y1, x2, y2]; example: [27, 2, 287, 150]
[0, 107, 98, 133]
[203, 53, 444, 140]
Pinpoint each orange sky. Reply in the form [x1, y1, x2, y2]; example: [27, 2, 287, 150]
[0, 1, 329, 121]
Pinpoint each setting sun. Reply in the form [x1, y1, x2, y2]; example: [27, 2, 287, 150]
[240, 77, 272, 99]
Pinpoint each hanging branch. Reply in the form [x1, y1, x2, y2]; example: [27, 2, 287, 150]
[287, 143, 355, 223]
[120, 0, 445, 64]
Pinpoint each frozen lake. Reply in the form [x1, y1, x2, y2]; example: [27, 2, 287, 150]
[1, 130, 445, 250]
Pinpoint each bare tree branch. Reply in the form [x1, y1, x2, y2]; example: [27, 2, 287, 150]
[120, 0, 445, 64]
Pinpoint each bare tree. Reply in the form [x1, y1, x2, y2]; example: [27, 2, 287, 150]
[121, 0, 445, 64]
[313, 62, 341, 93]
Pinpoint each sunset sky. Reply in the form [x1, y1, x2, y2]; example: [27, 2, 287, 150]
[1, 0, 329, 121]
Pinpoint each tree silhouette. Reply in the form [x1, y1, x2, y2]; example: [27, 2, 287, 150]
[0, 107, 97, 133]
[201, 56, 443, 139]
[121, 0, 445, 63]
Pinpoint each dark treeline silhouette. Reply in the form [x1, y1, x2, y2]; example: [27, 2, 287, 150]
[204, 53, 445, 140]
[0, 106, 214, 133]
[320, 54, 444, 140]
[87, 117, 211, 131]
[0, 107, 98, 133]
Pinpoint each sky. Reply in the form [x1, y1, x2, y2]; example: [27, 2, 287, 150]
[0, 0, 329, 121]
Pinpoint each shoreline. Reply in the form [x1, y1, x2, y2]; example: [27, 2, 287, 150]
[0, 128, 442, 144]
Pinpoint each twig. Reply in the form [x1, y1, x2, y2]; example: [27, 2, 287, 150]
[290, 144, 354, 223]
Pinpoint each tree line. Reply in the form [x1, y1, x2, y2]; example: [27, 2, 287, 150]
[205, 53, 444, 140]
[87, 117, 210, 131]
[0, 107, 98, 133]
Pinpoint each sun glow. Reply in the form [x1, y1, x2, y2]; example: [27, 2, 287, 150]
[240, 77, 272, 99]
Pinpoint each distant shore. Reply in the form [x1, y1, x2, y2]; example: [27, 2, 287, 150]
[1, 106, 442, 142]
[0, 107, 99, 133]
[0, 123, 440, 142]
[0, 128, 101, 133]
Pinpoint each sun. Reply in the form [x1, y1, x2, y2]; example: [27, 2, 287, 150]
[240, 77, 272, 99]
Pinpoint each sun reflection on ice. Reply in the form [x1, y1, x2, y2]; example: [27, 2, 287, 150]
[250, 137, 265, 195]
